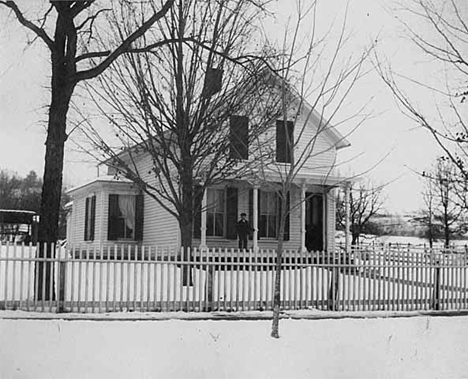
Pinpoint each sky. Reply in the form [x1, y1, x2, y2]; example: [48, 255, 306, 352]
[0, 0, 446, 215]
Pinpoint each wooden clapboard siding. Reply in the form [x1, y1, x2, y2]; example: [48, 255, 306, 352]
[249, 116, 337, 179]
[68, 191, 102, 247]
[289, 107, 338, 177]
[67, 178, 140, 249]
[132, 153, 179, 248]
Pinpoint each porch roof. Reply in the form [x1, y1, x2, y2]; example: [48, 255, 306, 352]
[238, 170, 356, 188]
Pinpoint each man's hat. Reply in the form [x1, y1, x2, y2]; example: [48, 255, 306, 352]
[240, 212, 247, 216]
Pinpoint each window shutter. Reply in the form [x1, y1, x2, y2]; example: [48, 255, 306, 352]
[90, 195, 96, 241]
[84, 197, 90, 241]
[276, 120, 294, 163]
[135, 194, 144, 241]
[193, 185, 202, 239]
[229, 116, 249, 160]
[226, 187, 238, 239]
[108, 194, 119, 241]
[202, 67, 223, 97]
[249, 189, 260, 240]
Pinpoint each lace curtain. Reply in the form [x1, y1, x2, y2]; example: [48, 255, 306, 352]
[118, 195, 135, 235]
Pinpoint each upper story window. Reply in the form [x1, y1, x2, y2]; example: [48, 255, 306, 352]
[84, 195, 96, 241]
[229, 115, 249, 160]
[108, 194, 143, 241]
[276, 120, 294, 163]
[206, 188, 226, 237]
[202, 67, 223, 97]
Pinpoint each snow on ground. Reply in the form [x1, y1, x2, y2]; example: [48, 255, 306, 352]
[1, 312, 467, 379]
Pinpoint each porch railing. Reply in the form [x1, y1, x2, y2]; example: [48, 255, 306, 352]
[0, 242, 467, 313]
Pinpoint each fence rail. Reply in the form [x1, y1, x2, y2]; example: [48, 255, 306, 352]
[1, 243, 467, 313]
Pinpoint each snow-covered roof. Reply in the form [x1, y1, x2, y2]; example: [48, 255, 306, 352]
[0, 209, 37, 214]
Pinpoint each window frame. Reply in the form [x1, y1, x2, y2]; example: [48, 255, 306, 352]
[206, 188, 227, 238]
[108, 194, 137, 241]
[259, 191, 279, 238]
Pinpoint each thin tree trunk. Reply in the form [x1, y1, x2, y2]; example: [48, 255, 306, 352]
[271, 195, 287, 338]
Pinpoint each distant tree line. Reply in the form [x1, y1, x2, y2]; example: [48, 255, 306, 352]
[414, 158, 468, 247]
[0, 170, 42, 212]
[0, 169, 70, 239]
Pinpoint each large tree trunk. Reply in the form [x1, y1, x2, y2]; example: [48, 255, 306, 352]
[35, 40, 75, 300]
[179, 170, 194, 286]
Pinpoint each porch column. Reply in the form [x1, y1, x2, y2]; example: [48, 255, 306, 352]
[344, 183, 351, 255]
[200, 188, 207, 249]
[300, 184, 307, 252]
[252, 186, 259, 251]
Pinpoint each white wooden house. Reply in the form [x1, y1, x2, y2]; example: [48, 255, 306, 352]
[67, 92, 351, 253]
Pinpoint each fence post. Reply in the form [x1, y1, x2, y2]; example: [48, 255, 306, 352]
[327, 249, 339, 311]
[57, 246, 66, 313]
[204, 249, 214, 312]
[431, 251, 441, 311]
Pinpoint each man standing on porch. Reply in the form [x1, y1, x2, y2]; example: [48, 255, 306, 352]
[236, 213, 253, 250]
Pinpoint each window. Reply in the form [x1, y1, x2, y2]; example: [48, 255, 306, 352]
[276, 120, 294, 163]
[230, 116, 249, 160]
[259, 191, 278, 238]
[84, 195, 96, 241]
[206, 188, 226, 237]
[108, 194, 144, 241]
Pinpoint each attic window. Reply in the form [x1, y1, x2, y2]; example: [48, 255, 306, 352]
[202, 67, 223, 97]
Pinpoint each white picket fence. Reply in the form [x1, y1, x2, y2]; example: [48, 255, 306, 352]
[0, 243, 467, 313]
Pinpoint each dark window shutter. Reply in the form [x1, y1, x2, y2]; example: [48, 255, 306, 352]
[226, 187, 238, 239]
[276, 120, 294, 163]
[84, 197, 90, 241]
[135, 194, 144, 241]
[249, 189, 261, 240]
[202, 67, 223, 97]
[193, 185, 203, 239]
[108, 194, 119, 241]
[278, 191, 290, 241]
[230, 116, 249, 160]
[90, 195, 96, 241]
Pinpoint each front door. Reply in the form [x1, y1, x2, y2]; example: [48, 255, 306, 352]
[305, 193, 323, 252]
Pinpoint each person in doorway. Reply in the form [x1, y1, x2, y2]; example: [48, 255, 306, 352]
[236, 213, 253, 250]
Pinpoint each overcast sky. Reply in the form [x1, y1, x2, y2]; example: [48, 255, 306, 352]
[0, 0, 445, 214]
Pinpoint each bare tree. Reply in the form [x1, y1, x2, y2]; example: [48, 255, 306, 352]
[414, 175, 437, 247]
[77, 0, 279, 255]
[245, 1, 373, 338]
[419, 157, 467, 247]
[0, 0, 176, 299]
[376, 0, 468, 188]
[336, 179, 386, 245]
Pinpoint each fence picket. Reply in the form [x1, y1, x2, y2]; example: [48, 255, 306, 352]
[1, 242, 467, 314]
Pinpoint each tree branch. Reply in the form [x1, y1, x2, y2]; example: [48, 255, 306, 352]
[75, 0, 175, 82]
[0, 0, 55, 51]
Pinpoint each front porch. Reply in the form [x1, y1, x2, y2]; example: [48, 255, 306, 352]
[194, 175, 353, 254]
